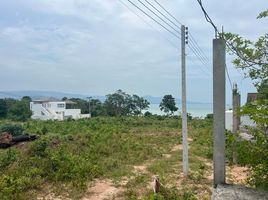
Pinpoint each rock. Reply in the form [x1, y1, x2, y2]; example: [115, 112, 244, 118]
[212, 184, 268, 200]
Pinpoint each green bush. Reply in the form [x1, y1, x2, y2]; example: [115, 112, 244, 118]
[226, 128, 268, 190]
[0, 124, 24, 136]
[0, 149, 18, 171]
[0, 117, 214, 198]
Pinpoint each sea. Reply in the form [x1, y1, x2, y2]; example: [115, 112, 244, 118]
[148, 103, 214, 118]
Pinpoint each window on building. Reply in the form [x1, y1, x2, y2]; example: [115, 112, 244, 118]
[57, 103, 65, 108]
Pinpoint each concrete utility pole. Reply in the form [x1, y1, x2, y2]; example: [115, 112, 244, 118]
[181, 25, 189, 176]
[213, 38, 226, 187]
[232, 83, 240, 164]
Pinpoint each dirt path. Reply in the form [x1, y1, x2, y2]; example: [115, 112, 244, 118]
[40, 137, 250, 200]
[82, 180, 123, 200]
[82, 140, 186, 200]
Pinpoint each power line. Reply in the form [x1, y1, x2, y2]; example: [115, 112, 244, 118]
[120, 0, 213, 77]
[187, 44, 208, 67]
[146, 0, 211, 72]
[188, 40, 210, 67]
[188, 55, 212, 76]
[136, 0, 181, 36]
[188, 32, 210, 63]
[196, 0, 237, 89]
[117, 0, 180, 51]
[126, 0, 181, 39]
[153, 0, 183, 26]
[143, 0, 181, 31]
[149, 0, 211, 65]
[225, 65, 233, 89]
[196, 0, 218, 37]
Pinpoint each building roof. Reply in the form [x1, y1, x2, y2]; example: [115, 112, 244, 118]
[64, 100, 77, 104]
[33, 97, 60, 102]
[247, 93, 258, 103]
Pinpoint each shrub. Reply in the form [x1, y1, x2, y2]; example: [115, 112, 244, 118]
[0, 149, 18, 171]
[0, 124, 24, 136]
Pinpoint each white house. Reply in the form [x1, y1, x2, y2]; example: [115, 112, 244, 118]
[30, 97, 90, 120]
[225, 110, 256, 132]
[225, 93, 257, 132]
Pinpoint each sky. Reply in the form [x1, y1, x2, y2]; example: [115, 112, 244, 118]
[0, 0, 267, 104]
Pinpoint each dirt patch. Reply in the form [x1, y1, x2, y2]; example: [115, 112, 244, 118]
[37, 194, 71, 200]
[83, 179, 123, 200]
[171, 144, 183, 151]
[162, 153, 172, 158]
[204, 163, 249, 185]
[227, 165, 250, 185]
[187, 137, 193, 142]
[197, 156, 213, 169]
[133, 164, 149, 174]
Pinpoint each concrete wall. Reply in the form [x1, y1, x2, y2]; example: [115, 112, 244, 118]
[65, 109, 81, 119]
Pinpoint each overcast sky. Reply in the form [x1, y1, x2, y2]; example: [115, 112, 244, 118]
[0, 0, 267, 103]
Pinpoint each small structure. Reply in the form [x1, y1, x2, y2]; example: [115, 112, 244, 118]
[30, 97, 90, 120]
[225, 110, 256, 131]
[225, 92, 257, 132]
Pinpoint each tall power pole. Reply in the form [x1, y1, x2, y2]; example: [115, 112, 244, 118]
[181, 25, 189, 176]
[232, 83, 240, 163]
[213, 38, 226, 187]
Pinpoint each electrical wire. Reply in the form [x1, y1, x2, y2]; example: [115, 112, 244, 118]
[189, 32, 210, 63]
[120, 0, 214, 77]
[196, 0, 218, 37]
[126, 0, 181, 39]
[117, 0, 180, 51]
[226, 65, 233, 89]
[153, 0, 183, 26]
[196, 0, 239, 89]
[143, 0, 181, 31]
[145, 0, 212, 74]
[136, 0, 181, 36]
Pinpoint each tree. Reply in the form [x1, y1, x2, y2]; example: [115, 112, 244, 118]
[104, 90, 150, 116]
[223, 9, 268, 189]
[222, 11, 268, 90]
[159, 95, 178, 116]
[128, 94, 150, 115]
[89, 99, 105, 117]
[104, 90, 130, 116]
[69, 98, 89, 114]
[62, 97, 68, 101]
[0, 99, 7, 118]
[21, 96, 32, 102]
[8, 100, 32, 121]
[258, 79, 268, 100]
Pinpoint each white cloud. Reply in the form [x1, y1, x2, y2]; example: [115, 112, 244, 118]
[0, 0, 266, 102]
[1, 27, 31, 42]
[25, 0, 118, 22]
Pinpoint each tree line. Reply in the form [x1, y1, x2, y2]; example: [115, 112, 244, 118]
[0, 96, 32, 121]
[0, 90, 179, 121]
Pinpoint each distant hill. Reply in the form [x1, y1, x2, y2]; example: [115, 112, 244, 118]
[0, 90, 210, 104]
[0, 90, 89, 100]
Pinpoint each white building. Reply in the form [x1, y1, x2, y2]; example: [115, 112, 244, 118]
[225, 110, 256, 132]
[226, 93, 258, 132]
[30, 97, 90, 120]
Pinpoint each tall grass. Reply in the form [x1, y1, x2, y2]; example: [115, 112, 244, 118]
[0, 116, 213, 199]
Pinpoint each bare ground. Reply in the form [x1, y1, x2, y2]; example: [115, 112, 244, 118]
[82, 180, 123, 200]
[38, 136, 250, 200]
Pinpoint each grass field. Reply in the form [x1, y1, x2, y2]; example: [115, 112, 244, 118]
[0, 117, 248, 200]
